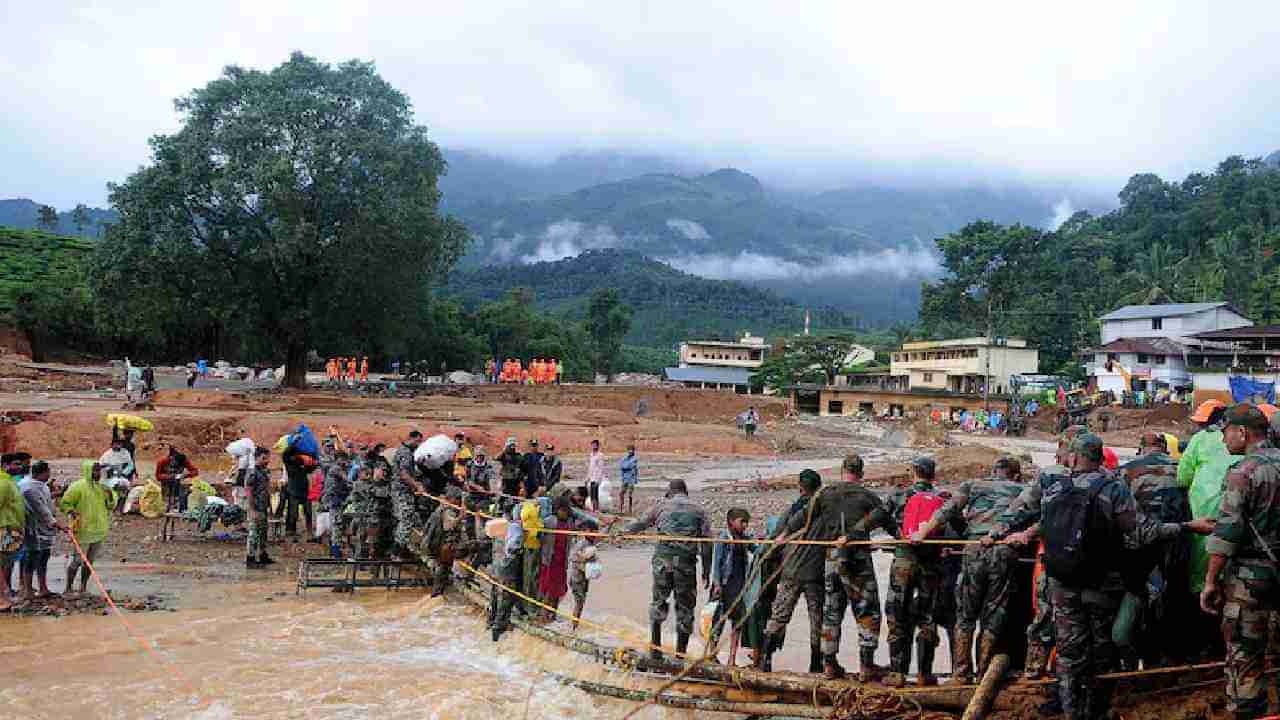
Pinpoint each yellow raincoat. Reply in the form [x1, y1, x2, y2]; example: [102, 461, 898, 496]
[59, 461, 114, 544]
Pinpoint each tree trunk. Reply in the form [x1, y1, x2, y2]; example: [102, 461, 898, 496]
[284, 340, 308, 388]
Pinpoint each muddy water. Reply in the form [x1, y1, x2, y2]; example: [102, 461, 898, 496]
[2, 583, 695, 720]
[3, 541, 937, 720]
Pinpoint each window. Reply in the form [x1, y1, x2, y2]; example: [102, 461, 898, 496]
[1153, 355, 1165, 365]
[1152, 318, 1163, 330]
[1137, 354, 1149, 364]
[1107, 353, 1118, 362]
[922, 372, 934, 382]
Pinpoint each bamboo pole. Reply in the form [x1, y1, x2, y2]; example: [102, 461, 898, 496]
[545, 671, 831, 718]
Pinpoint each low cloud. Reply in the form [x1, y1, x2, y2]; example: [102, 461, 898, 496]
[663, 243, 941, 282]
[522, 219, 619, 263]
[665, 218, 710, 240]
[1047, 197, 1074, 230]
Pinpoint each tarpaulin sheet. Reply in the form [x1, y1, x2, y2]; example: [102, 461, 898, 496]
[1229, 375, 1276, 403]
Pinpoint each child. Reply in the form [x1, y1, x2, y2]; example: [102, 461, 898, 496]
[618, 445, 638, 514]
[711, 507, 754, 666]
[568, 519, 600, 630]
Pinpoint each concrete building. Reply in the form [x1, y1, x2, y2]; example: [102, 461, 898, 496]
[1186, 325, 1280, 404]
[664, 331, 767, 393]
[1086, 303, 1253, 394]
[1098, 303, 1250, 344]
[889, 337, 1039, 395]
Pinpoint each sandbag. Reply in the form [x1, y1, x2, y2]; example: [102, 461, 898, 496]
[414, 435, 459, 470]
[484, 517, 509, 539]
[226, 438, 255, 459]
[105, 413, 154, 432]
[272, 434, 290, 453]
[191, 478, 216, 497]
[315, 511, 333, 538]
[138, 481, 165, 518]
[597, 479, 613, 511]
[584, 559, 603, 581]
[698, 601, 720, 641]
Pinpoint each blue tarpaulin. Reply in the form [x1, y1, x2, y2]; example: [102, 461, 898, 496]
[1229, 376, 1276, 404]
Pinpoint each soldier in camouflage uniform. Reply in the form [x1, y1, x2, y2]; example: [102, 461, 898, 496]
[913, 458, 1024, 684]
[1008, 433, 1210, 720]
[761, 469, 827, 673]
[347, 459, 395, 562]
[1119, 431, 1192, 667]
[621, 479, 713, 659]
[1202, 404, 1280, 720]
[405, 487, 483, 597]
[820, 455, 897, 681]
[882, 456, 942, 687]
[992, 425, 1086, 680]
[321, 451, 353, 558]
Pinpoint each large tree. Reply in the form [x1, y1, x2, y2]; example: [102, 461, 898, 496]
[586, 288, 633, 382]
[92, 52, 468, 386]
[36, 205, 58, 231]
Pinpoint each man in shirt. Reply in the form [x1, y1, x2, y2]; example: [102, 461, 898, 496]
[156, 445, 200, 513]
[321, 451, 353, 558]
[497, 439, 524, 513]
[587, 440, 606, 512]
[19, 460, 64, 602]
[98, 436, 135, 510]
[619, 445, 639, 514]
[882, 456, 943, 687]
[521, 439, 545, 498]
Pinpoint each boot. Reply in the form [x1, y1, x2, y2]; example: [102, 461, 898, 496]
[883, 671, 906, 687]
[257, 554, 276, 566]
[823, 655, 847, 680]
[809, 646, 824, 674]
[976, 631, 1000, 678]
[245, 555, 260, 569]
[947, 628, 975, 686]
[857, 647, 884, 683]
[676, 631, 690, 656]
[1024, 642, 1048, 680]
[884, 641, 909, 686]
[650, 622, 663, 661]
[754, 633, 779, 672]
[915, 638, 937, 686]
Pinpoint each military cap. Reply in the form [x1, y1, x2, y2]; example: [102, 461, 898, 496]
[911, 456, 936, 478]
[1070, 432, 1104, 462]
[1224, 403, 1269, 433]
[1058, 425, 1088, 447]
[1120, 453, 1173, 471]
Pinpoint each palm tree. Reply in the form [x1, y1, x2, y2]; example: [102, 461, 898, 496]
[1114, 242, 1183, 306]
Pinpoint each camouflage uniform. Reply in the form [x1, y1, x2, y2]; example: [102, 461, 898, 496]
[883, 480, 942, 678]
[407, 490, 477, 592]
[931, 478, 1024, 680]
[1041, 429, 1185, 720]
[762, 491, 827, 671]
[497, 446, 524, 512]
[466, 459, 496, 540]
[622, 493, 713, 639]
[814, 484, 896, 674]
[1122, 452, 1192, 666]
[997, 463, 1072, 678]
[245, 466, 270, 560]
[1205, 443, 1280, 718]
[321, 460, 352, 551]
[346, 469, 394, 560]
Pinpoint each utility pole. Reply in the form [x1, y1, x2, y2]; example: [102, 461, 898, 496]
[984, 297, 993, 412]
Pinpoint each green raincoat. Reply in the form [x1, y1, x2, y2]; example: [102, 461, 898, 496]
[59, 461, 113, 545]
[1178, 428, 1243, 592]
[0, 469, 24, 532]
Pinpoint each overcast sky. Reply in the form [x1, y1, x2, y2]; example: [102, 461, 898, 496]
[4, 1, 1280, 208]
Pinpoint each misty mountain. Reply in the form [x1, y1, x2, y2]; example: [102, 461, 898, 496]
[0, 199, 115, 238]
[444, 248, 862, 347]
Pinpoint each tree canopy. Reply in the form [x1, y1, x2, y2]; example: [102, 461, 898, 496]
[919, 154, 1280, 374]
[91, 52, 468, 385]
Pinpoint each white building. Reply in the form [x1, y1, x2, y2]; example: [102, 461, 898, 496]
[1086, 303, 1252, 394]
[665, 331, 768, 393]
[889, 337, 1039, 395]
[1098, 303, 1251, 344]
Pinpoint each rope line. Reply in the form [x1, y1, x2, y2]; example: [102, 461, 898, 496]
[62, 528, 207, 704]
[423, 491, 986, 547]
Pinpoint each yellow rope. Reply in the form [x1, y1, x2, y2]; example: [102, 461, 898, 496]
[426, 491, 983, 547]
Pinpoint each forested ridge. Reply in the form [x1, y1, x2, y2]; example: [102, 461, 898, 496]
[920, 152, 1280, 375]
[445, 248, 861, 347]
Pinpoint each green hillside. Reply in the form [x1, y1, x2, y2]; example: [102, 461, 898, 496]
[445, 248, 861, 347]
[0, 226, 95, 315]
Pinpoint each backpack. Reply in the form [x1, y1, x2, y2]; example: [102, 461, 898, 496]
[1042, 474, 1112, 587]
[902, 491, 947, 537]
